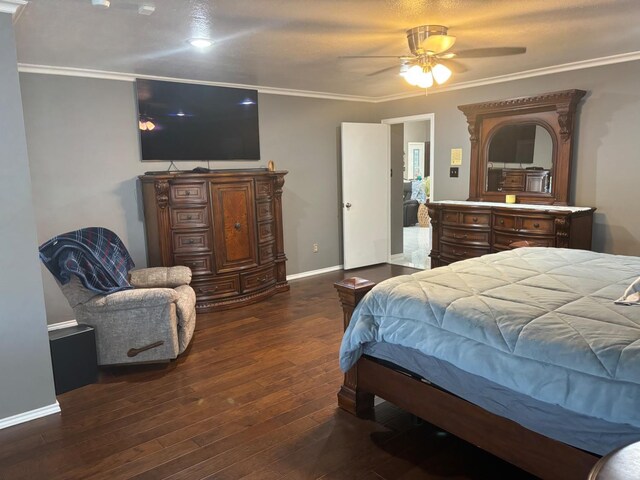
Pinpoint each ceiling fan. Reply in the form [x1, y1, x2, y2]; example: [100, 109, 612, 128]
[341, 25, 526, 89]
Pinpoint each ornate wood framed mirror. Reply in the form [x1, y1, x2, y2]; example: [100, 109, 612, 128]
[459, 89, 586, 205]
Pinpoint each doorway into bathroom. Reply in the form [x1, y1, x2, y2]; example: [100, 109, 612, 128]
[382, 114, 434, 270]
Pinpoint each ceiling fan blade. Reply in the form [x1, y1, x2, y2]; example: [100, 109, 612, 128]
[449, 47, 527, 58]
[421, 34, 456, 55]
[339, 55, 410, 59]
[366, 65, 400, 77]
[436, 59, 468, 74]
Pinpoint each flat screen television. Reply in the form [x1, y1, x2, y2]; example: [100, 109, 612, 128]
[488, 124, 536, 165]
[136, 79, 260, 161]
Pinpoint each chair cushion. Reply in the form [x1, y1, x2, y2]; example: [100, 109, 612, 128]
[129, 266, 192, 288]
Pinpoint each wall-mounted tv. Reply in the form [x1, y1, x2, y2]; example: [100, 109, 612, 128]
[488, 124, 536, 165]
[136, 79, 260, 161]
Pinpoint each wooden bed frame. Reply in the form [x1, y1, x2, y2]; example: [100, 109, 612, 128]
[335, 277, 600, 480]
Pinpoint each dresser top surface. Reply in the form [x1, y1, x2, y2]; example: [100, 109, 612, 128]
[431, 200, 594, 213]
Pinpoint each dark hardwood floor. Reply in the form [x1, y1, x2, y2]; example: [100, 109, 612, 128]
[0, 264, 533, 479]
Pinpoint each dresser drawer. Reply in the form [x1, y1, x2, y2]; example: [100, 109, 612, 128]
[241, 266, 276, 293]
[170, 206, 209, 229]
[442, 210, 461, 224]
[442, 210, 490, 226]
[520, 216, 554, 234]
[440, 242, 490, 261]
[258, 221, 274, 243]
[256, 201, 273, 222]
[441, 227, 490, 247]
[259, 242, 275, 264]
[170, 182, 207, 204]
[502, 172, 525, 191]
[255, 180, 273, 200]
[173, 253, 213, 275]
[172, 230, 210, 253]
[191, 275, 240, 300]
[494, 214, 517, 231]
[461, 212, 490, 226]
[493, 232, 555, 249]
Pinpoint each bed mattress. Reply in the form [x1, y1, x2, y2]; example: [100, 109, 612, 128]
[340, 248, 640, 428]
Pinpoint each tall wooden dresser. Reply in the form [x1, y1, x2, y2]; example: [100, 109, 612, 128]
[139, 169, 289, 312]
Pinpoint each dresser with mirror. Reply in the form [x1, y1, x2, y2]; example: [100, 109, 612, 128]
[428, 89, 595, 267]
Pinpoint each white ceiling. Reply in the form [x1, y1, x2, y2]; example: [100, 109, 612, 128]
[13, 0, 640, 99]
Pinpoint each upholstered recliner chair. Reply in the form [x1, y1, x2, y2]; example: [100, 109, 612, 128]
[39, 227, 196, 366]
[59, 267, 196, 365]
[403, 181, 419, 227]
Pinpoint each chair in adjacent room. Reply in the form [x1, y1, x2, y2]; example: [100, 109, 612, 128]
[39, 227, 196, 365]
[403, 180, 419, 227]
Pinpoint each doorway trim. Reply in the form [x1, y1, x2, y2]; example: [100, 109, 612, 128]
[381, 113, 435, 262]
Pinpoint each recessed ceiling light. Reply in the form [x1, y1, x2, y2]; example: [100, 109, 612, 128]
[188, 38, 213, 48]
[138, 4, 155, 15]
[91, 0, 110, 7]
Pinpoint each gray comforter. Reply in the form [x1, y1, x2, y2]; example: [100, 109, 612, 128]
[340, 248, 640, 427]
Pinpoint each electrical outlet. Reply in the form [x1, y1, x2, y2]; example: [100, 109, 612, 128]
[313, 243, 319, 253]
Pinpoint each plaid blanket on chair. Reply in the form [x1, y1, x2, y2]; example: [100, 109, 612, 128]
[39, 227, 135, 294]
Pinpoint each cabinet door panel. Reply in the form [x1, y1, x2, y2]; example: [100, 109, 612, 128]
[211, 181, 258, 273]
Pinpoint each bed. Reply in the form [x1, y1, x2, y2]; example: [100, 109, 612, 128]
[336, 248, 640, 480]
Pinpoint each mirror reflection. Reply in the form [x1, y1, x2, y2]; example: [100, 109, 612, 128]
[486, 124, 553, 193]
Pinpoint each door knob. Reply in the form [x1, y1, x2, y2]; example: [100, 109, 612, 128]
[234, 222, 241, 230]
[345, 203, 352, 208]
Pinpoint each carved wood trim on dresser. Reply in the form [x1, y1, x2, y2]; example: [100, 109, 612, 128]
[428, 201, 595, 268]
[459, 89, 586, 206]
[140, 169, 289, 312]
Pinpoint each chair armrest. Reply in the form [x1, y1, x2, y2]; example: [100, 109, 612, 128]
[81, 288, 179, 313]
[129, 266, 192, 288]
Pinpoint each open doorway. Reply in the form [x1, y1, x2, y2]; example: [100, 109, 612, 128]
[382, 114, 435, 270]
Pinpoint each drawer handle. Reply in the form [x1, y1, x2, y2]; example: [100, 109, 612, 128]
[499, 219, 505, 225]
[533, 223, 540, 228]
[197, 286, 218, 294]
[186, 239, 196, 244]
[257, 276, 268, 283]
[185, 191, 191, 196]
[452, 251, 467, 257]
[234, 222, 241, 230]
[453, 234, 468, 240]
[186, 215, 193, 220]
[472, 217, 478, 222]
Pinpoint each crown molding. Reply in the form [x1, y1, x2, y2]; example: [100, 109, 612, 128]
[18, 49, 640, 104]
[0, 0, 27, 15]
[16, 64, 374, 103]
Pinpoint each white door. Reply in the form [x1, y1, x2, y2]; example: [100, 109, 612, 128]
[341, 122, 390, 270]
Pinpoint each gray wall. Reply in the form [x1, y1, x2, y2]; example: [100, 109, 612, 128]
[374, 60, 640, 255]
[390, 124, 404, 255]
[20, 59, 640, 325]
[0, 14, 57, 420]
[20, 73, 376, 324]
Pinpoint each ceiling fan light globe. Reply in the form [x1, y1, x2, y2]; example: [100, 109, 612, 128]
[416, 71, 434, 89]
[432, 63, 452, 84]
[403, 65, 423, 86]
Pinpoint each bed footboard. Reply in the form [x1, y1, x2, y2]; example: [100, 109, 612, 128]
[334, 276, 600, 479]
[334, 277, 376, 416]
